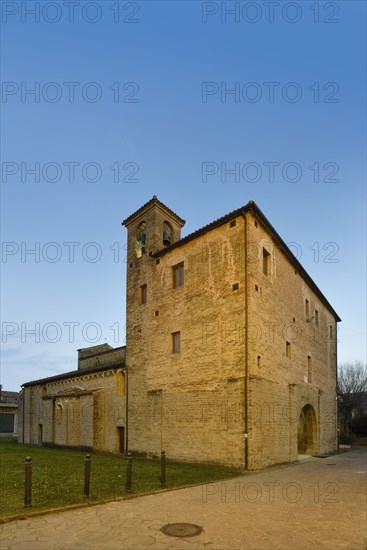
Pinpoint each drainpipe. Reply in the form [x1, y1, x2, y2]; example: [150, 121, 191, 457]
[243, 212, 249, 470]
[335, 322, 339, 452]
[160, 390, 163, 451]
[21, 386, 25, 444]
[52, 396, 56, 445]
[122, 365, 128, 453]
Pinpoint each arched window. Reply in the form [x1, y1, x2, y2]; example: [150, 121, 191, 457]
[135, 222, 146, 258]
[163, 222, 172, 247]
[42, 386, 47, 397]
[116, 371, 125, 397]
[56, 404, 63, 423]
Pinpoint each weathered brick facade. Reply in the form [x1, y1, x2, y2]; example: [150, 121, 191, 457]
[123, 197, 340, 468]
[19, 197, 339, 468]
[19, 345, 126, 452]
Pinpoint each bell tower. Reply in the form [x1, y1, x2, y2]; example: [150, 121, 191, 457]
[122, 196, 185, 266]
[122, 196, 185, 351]
[122, 197, 185, 454]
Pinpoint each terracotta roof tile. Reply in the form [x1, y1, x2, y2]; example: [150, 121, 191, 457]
[122, 196, 185, 226]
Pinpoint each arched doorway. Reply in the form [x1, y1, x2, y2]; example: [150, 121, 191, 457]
[297, 404, 317, 455]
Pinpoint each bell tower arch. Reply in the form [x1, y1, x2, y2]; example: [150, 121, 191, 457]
[122, 196, 185, 265]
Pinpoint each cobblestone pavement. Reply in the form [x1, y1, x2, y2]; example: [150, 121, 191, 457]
[1, 446, 366, 550]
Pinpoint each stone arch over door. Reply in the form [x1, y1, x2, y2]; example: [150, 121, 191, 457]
[297, 404, 317, 455]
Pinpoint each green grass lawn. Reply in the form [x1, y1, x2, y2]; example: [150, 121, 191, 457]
[0, 439, 243, 519]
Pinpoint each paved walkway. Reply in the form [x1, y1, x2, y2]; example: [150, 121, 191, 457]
[1, 447, 366, 550]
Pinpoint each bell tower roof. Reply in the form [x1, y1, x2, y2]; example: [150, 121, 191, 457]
[122, 196, 185, 228]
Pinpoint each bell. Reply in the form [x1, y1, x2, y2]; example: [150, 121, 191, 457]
[163, 229, 171, 247]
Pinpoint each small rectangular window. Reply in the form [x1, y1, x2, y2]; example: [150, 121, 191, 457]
[140, 284, 147, 304]
[257, 356, 261, 367]
[230, 220, 236, 228]
[172, 331, 181, 353]
[286, 341, 291, 358]
[329, 325, 333, 340]
[305, 299, 310, 317]
[173, 262, 184, 288]
[232, 283, 239, 291]
[315, 309, 319, 326]
[262, 248, 270, 275]
[307, 356, 312, 383]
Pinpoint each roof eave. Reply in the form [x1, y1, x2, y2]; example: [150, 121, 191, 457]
[21, 363, 126, 388]
[122, 196, 185, 227]
[152, 200, 341, 322]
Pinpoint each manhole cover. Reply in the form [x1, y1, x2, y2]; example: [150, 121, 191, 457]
[160, 523, 203, 538]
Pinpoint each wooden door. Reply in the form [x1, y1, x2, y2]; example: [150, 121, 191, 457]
[117, 427, 125, 453]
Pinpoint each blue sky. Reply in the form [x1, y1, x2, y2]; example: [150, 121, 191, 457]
[1, 0, 366, 390]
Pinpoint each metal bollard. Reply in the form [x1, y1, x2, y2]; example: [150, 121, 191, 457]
[84, 454, 91, 498]
[160, 451, 166, 487]
[24, 456, 32, 508]
[125, 451, 132, 492]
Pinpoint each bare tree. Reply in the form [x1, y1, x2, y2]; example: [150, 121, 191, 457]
[338, 362, 367, 436]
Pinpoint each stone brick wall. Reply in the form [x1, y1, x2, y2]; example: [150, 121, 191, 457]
[246, 211, 338, 468]
[19, 368, 126, 452]
[78, 347, 125, 371]
[124, 201, 338, 468]
[126, 213, 247, 465]
[79, 394, 94, 448]
[78, 343, 112, 360]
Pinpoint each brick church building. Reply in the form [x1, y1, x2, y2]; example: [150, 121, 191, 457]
[19, 197, 340, 469]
